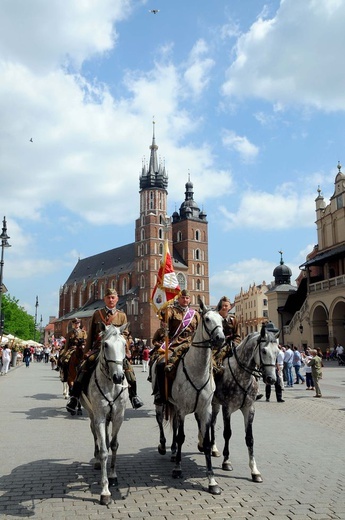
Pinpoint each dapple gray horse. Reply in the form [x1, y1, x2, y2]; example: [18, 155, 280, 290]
[80, 323, 128, 505]
[199, 324, 279, 483]
[152, 299, 225, 495]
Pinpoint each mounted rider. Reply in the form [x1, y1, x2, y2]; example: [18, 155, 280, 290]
[150, 289, 200, 403]
[213, 296, 240, 374]
[66, 288, 144, 414]
[58, 317, 87, 371]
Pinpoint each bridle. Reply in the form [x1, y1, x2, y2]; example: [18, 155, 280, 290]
[94, 334, 126, 410]
[227, 332, 278, 408]
[181, 309, 224, 413]
[192, 310, 224, 349]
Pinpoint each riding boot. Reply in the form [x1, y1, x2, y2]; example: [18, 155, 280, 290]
[66, 378, 83, 415]
[128, 380, 144, 409]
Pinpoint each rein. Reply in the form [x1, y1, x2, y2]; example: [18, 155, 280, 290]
[228, 333, 276, 408]
[95, 337, 126, 411]
[180, 310, 221, 413]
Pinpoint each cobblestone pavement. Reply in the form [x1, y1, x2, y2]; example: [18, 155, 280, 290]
[0, 360, 345, 519]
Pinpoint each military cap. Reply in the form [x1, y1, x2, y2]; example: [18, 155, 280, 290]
[179, 289, 190, 297]
[72, 317, 81, 324]
[105, 288, 118, 297]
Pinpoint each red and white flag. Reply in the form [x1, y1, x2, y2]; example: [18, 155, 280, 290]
[151, 239, 180, 314]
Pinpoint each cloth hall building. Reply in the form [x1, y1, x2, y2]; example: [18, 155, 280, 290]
[54, 126, 209, 343]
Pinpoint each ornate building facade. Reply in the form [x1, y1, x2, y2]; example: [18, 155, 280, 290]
[268, 163, 345, 351]
[234, 281, 271, 338]
[55, 124, 209, 342]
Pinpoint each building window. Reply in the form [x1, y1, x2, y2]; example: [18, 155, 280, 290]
[141, 229, 145, 240]
[177, 231, 182, 242]
[263, 299, 267, 306]
[195, 229, 200, 241]
[122, 278, 127, 294]
[196, 263, 201, 275]
[196, 279, 201, 290]
[195, 249, 200, 260]
[159, 228, 163, 239]
[140, 275, 145, 288]
[159, 243, 163, 255]
[177, 272, 186, 290]
[263, 310, 268, 318]
[336, 195, 343, 209]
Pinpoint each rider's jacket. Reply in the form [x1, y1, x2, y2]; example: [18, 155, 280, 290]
[61, 328, 87, 357]
[84, 307, 128, 354]
[152, 303, 200, 350]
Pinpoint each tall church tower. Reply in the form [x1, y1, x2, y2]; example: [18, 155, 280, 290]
[135, 122, 170, 340]
[172, 176, 209, 306]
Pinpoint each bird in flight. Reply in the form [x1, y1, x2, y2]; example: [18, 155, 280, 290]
[30, 138, 33, 142]
[149, 9, 159, 14]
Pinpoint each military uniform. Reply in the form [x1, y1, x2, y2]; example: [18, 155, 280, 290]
[151, 300, 200, 403]
[59, 327, 87, 366]
[66, 306, 143, 413]
[213, 313, 240, 373]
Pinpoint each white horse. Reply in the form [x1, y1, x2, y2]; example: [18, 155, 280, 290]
[152, 299, 225, 495]
[203, 324, 279, 483]
[80, 323, 128, 505]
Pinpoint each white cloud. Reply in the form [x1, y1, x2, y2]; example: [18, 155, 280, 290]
[219, 184, 315, 230]
[0, 0, 132, 72]
[222, 0, 345, 111]
[210, 257, 301, 304]
[222, 130, 259, 162]
[183, 39, 215, 97]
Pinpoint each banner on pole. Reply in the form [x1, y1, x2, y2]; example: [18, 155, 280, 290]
[151, 239, 180, 314]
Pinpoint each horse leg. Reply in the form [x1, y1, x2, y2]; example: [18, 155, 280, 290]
[196, 412, 221, 495]
[108, 415, 123, 488]
[77, 400, 83, 415]
[221, 406, 233, 471]
[94, 420, 112, 505]
[170, 412, 178, 462]
[155, 404, 167, 455]
[62, 381, 68, 399]
[197, 402, 221, 458]
[243, 407, 262, 483]
[171, 416, 184, 479]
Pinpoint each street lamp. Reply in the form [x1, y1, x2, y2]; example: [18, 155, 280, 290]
[0, 216, 11, 337]
[34, 296, 39, 341]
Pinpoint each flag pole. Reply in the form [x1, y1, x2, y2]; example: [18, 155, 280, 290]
[163, 219, 170, 420]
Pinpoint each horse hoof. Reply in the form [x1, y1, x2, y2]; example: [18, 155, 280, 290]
[158, 444, 166, 456]
[252, 474, 263, 483]
[222, 462, 233, 471]
[100, 494, 112, 506]
[212, 449, 221, 457]
[77, 409, 83, 416]
[197, 444, 204, 453]
[172, 469, 183, 479]
[94, 462, 101, 470]
[209, 484, 222, 495]
[108, 477, 118, 487]
[170, 454, 176, 462]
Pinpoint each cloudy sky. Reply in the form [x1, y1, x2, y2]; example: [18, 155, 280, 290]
[1, 0, 345, 326]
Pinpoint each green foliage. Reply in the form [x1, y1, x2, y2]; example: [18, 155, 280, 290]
[1, 293, 36, 339]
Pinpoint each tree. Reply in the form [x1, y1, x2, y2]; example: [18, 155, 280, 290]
[1, 294, 36, 339]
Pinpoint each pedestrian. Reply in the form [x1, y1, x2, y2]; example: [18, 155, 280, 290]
[284, 344, 294, 387]
[293, 346, 305, 384]
[142, 345, 150, 372]
[307, 349, 323, 397]
[23, 344, 32, 367]
[302, 348, 315, 391]
[66, 288, 143, 413]
[1, 345, 12, 375]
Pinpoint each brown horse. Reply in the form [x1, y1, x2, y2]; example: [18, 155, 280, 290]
[60, 346, 84, 415]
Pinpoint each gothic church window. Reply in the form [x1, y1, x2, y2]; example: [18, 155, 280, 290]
[177, 272, 186, 290]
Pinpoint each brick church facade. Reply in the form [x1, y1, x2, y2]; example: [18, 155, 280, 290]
[54, 124, 209, 343]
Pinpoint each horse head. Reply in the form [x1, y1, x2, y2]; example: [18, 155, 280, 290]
[254, 323, 280, 384]
[101, 323, 127, 384]
[198, 296, 225, 349]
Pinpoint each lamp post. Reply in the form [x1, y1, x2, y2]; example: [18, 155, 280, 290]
[0, 217, 11, 338]
[34, 296, 39, 341]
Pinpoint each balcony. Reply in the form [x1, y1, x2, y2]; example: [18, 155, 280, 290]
[309, 274, 345, 292]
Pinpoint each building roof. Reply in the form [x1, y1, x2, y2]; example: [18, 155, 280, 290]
[299, 243, 345, 268]
[65, 243, 136, 285]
